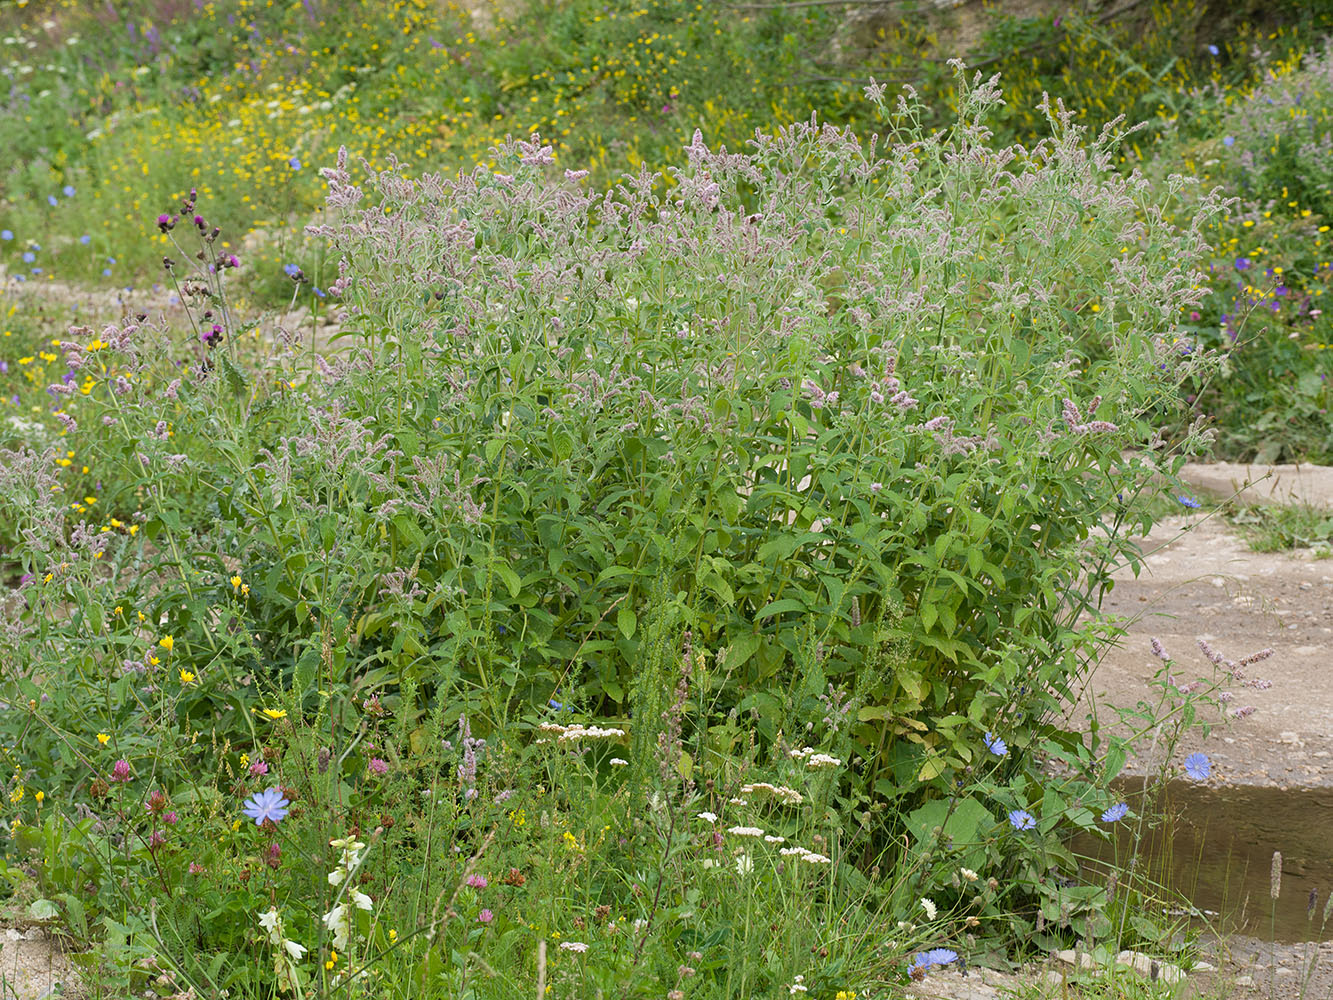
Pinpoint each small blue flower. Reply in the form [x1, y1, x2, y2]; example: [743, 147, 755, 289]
[1235, 257, 1251, 271]
[79, 234, 91, 245]
[102, 268, 112, 277]
[1223, 136, 1235, 147]
[283, 262, 301, 277]
[1208, 44, 1219, 56]
[289, 157, 301, 170]
[983, 732, 1007, 757]
[1184, 753, 1211, 781]
[241, 786, 290, 825]
[62, 185, 76, 197]
[913, 948, 959, 972]
[1101, 802, 1129, 823]
[548, 699, 563, 710]
[313, 287, 325, 298]
[47, 195, 58, 207]
[1177, 496, 1201, 509]
[21, 251, 35, 263]
[0, 230, 12, 241]
[1008, 809, 1036, 831]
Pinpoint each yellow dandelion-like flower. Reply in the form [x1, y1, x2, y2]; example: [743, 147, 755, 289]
[260, 709, 287, 720]
[159, 636, 174, 652]
[230, 575, 242, 589]
[34, 791, 43, 805]
[97, 733, 110, 745]
[179, 669, 196, 684]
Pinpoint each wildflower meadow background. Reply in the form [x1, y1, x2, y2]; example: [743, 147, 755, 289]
[0, 0, 1332, 997]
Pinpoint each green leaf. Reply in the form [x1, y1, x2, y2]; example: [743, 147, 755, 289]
[756, 597, 807, 619]
[616, 606, 637, 640]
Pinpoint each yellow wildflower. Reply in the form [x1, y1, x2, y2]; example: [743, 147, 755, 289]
[97, 733, 110, 745]
[179, 669, 196, 684]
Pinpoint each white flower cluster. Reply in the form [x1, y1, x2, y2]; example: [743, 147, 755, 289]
[779, 846, 832, 864]
[323, 837, 373, 952]
[740, 781, 804, 804]
[789, 747, 842, 769]
[537, 723, 627, 742]
[258, 907, 307, 994]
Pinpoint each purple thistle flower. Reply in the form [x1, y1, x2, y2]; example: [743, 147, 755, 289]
[241, 787, 290, 825]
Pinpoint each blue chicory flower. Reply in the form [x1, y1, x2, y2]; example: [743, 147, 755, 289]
[1223, 136, 1235, 147]
[1101, 802, 1129, 823]
[1177, 496, 1201, 509]
[21, 251, 34, 263]
[0, 230, 12, 241]
[1008, 809, 1036, 831]
[241, 787, 290, 825]
[983, 732, 1007, 757]
[913, 948, 959, 972]
[1184, 753, 1211, 781]
[1208, 44, 1219, 55]
[289, 157, 301, 170]
[62, 185, 76, 197]
[283, 263, 301, 277]
[79, 234, 91, 245]
[47, 195, 58, 207]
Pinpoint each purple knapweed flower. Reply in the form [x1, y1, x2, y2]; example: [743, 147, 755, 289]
[241, 787, 290, 825]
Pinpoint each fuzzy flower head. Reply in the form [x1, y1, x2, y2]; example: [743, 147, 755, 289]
[242, 787, 290, 825]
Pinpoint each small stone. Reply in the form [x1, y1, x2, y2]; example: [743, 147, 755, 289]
[1235, 976, 1254, 987]
[1193, 962, 1217, 972]
[1276, 968, 1296, 978]
[1055, 949, 1097, 970]
[1115, 950, 1185, 984]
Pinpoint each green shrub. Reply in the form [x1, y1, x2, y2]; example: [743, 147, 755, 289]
[0, 72, 1227, 992]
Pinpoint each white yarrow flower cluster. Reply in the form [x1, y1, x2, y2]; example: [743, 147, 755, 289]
[741, 781, 804, 805]
[920, 897, 937, 920]
[727, 826, 765, 838]
[538, 723, 628, 742]
[779, 846, 832, 864]
[789, 747, 842, 769]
